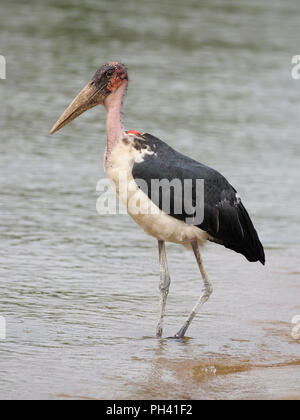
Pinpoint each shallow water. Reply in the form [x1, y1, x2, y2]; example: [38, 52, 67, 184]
[1, 0, 300, 400]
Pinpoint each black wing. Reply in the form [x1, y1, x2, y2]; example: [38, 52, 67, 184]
[132, 133, 265, 265]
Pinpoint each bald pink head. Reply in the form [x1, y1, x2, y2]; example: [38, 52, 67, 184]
[49, 61, 128, 135]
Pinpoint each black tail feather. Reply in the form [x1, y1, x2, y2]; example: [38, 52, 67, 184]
[224, 203, 265, 265]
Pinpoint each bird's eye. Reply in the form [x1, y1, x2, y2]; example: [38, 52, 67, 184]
[106, 69, 114, 78]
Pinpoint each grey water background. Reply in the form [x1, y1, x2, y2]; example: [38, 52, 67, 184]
[1, 0, 300, 399]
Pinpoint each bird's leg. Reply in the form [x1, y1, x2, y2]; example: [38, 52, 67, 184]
[174, 239, 213, 339]
[156, 240, 171, 338]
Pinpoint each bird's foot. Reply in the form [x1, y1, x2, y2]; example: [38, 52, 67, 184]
[173, 326, 186, 339]
[156, 326, 163, 338]
[172, 334, 184, 340]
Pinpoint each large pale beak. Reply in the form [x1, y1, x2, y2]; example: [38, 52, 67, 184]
[49, 80, 106, 135]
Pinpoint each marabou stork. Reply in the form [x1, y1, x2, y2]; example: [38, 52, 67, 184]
[50, 61, 265, 339]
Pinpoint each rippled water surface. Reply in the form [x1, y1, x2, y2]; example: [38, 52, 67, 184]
[1, 0, 300, 400]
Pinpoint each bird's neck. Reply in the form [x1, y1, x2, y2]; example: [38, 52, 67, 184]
[104, 83, 127, 165]
[105, 105, 124, 159]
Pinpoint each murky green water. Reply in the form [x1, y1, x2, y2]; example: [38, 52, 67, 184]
[1, 0, 300, 400]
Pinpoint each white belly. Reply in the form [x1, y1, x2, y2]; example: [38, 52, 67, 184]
[105, 134, 209, 248]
